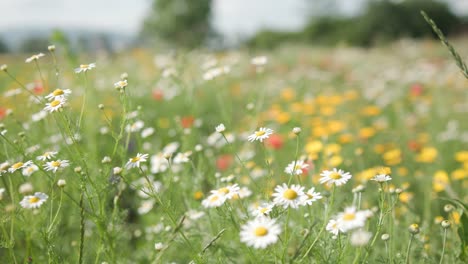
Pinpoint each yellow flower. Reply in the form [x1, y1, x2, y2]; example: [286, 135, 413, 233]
[359, 127, 376, 139]
[433, 170, 449, 193]
[193, 191, 204, 200]
[281, 88, 295, 101]
[338, 134, 353, 144]
[416, 147, 438, 163]
[320, 106, 335, 116]
[451, 169, 467, 180]
[455, 151, 468, 163]
[361, 106, 381, 116]
[451, 211, 460, 225]
[397, 167, 408, 176]
[325, 144, 341, 156]
[276, 112, 290, 124]
[327, 120, 345, 134]
[328, 155, 343, 167]
[305, 141, 323, 154]
[313, 126, 329, 137]
[399, 192, 414, 204]
[383, 149, 402, 166]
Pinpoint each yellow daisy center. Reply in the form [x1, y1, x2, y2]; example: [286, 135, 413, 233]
[343, 213, 356, 221]
[218, 187, 229, 194]
[12, 162, 24, 169]
[131, 157, 140, 163]
[255, 130, 266, 137]
[52, 89, 64, 96]
[80, 64, 89, 69]
[29, 197, 40, 203]
[283, 189, 298, 200]
[51, 161, 61, 167]
[307, 193, 314, 199]
[260, 208, 268, 214]
[254, 226, 268, 237]
[294, 164, 302, 170]
[50, 100, 61, 107]
[330, 172, 342, 180]
[210, 195, 219, 202]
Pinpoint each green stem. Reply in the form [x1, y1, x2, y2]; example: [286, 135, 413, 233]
[300, 185, 336, 261]
[405, 234, 414, 264]
[439, 228, 447, 264]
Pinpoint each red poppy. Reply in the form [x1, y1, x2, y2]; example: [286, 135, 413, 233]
[410, 83, 423, 97]
[407, 140, 421, 152]
[180, 116, 195, 128]
[0, 107, 7, 120]
[265, 134, 284, 150]
[216, 154, 233, 171]
[152, 89, 164, 101]
[33, 81, 44, 94]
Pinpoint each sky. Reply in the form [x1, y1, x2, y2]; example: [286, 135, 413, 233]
[0, 0, 467, 37]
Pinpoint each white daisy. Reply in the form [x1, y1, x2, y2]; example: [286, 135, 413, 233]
[0, 161, 10, 175]
[74, 63, 96, 73]
[247, 127, 274, 142]
[125, 120, 145, 133]
[240, 217, 281, 249]
[44, 160, 70, 173]
[251, 203, 274, 217]
[150, 153, 169, 173]
[45, 89, 72, 101]
[141, 127, 155, 138]
[114, 79, 128, 89]
[202, 193, 227, 208]
[25, 53, 45, 63]
[8, 161, 33, 173]
[19, 182, 33, 194]
[211, 184, 240, 200]
[138, 199, 155, 215]
[350, 229, 372, 247]
[336, 206, 370, 233]
[319, 168, 352, 186]
[20, 192, 48, 209]
[44, 97, 66, 113]
[372, 174, 392, 182]
[36, 151, 58, 161]
[126, 153, 149, 169]
[31, 110, 48, 122]
[326, 219, 340, 236]
[301, 187, 323, 206]
[215, 124, 226, 133]
[238, 186, 252, 198]
[173, 151, 192, 164]
[272, 183, 306, 209]
[251, 56, 268, 66]
[22, 164, 39, 177]
[284, 160, 309, 175]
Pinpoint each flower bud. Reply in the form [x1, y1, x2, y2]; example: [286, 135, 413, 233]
[408, 223, 420, 234]
[292, 127, 301, 135]
[57, 179, 66, 187]
[441, 220, 451, 229]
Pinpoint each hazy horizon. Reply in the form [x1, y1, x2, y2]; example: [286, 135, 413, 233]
[0, 0, 467, 38]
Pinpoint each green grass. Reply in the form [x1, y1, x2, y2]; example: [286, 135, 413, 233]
[0, 40, 467, 263]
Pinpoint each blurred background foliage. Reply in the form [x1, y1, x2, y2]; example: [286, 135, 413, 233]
[0, 0, 466, 52]
[247, 0, 463, 49]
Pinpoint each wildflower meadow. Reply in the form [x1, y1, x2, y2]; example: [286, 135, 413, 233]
[0, 36, 468, 263]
